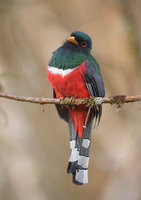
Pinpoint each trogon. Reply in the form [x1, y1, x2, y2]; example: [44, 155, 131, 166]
[46, 31, 105, 185]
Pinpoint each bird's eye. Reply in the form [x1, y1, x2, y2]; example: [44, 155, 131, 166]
[81, 41, 87, 47]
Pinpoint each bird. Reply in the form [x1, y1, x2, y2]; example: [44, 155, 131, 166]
[46, 31, 105, 185]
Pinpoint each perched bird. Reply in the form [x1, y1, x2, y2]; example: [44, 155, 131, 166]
[46, 31, 105, 185]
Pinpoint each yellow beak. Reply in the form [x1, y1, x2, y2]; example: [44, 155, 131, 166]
[67, 36, 79, 45]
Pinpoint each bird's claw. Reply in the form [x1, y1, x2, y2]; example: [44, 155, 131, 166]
[59, 97, 66, 105]
[70, 97, 76, 105]
[59, 96, 76, 107]
[94, 97, 104, 105]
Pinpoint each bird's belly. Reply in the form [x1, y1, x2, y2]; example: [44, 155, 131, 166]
[47, 62, 90, 137]
[47, 62, 90, 98]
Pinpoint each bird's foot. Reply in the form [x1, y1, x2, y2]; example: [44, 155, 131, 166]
[94, 97, 104, 105]
[70, 96, 76, 105]
[59, 97, 70, 108]
[59, 97, 66, 105]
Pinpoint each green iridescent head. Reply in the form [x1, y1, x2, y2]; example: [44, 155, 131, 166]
[49, 31, 98, 70]
[68, 31, 92, 52]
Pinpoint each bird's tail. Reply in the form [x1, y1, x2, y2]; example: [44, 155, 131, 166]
[68, 116, 93, 185]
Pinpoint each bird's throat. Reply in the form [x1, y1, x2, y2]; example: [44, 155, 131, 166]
[49, 45, 88, 70]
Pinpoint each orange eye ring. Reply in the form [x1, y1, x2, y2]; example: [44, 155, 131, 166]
[81, 41, 87, 47]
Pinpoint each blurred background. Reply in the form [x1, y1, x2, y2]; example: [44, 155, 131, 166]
[0, 0, 141, 199]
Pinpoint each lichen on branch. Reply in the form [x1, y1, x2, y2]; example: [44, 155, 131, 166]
[0, 92, 141, 106]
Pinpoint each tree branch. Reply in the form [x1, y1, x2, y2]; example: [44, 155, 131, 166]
[0, 92, 141, 106]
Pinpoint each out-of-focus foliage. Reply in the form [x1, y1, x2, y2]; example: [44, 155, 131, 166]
[0, 0, 141, 200]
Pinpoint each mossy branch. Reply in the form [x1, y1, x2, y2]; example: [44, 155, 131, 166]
[0, 92, 141, 106]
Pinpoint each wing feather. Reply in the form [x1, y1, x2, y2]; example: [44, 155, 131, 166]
[53, 90, 69, 122]
[84, 61, 105, 127]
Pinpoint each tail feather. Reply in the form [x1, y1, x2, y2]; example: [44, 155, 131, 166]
[67, 161, 77, 173]
[68, 114, 94, 185]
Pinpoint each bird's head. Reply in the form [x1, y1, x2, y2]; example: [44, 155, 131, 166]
[65, 31, 92, 53]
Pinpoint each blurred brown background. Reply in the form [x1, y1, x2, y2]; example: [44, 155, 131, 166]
[0, 0, 141, 200]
